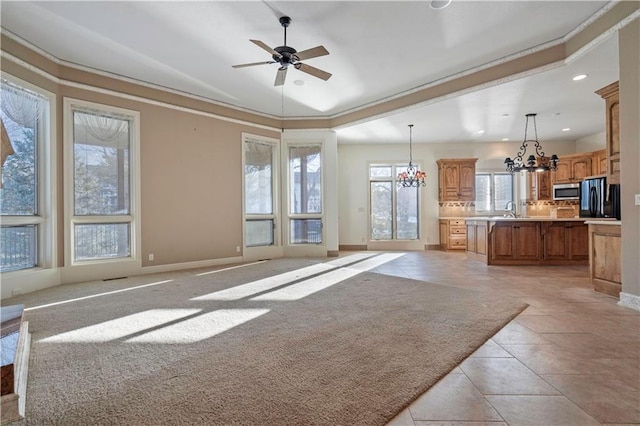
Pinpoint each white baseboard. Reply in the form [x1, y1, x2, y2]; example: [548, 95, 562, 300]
[618, 292, 640, 312]
[141, 256, 244, 275]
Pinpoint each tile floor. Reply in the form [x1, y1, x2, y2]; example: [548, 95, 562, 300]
[376, 250, 640, 426]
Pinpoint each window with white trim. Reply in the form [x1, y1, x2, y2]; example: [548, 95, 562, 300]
[1, 77, 53, 272]
[288, 145, 322, 244]
[475, 172, 514, 212]
[369, 164, 419, 240]
[244, 136, 278, 247]
[65, 100, 139, 263]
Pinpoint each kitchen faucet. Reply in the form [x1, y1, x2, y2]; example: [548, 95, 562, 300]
[504, 201, 516, 218]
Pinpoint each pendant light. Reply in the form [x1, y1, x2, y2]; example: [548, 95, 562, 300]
[397, 124, 426, 187]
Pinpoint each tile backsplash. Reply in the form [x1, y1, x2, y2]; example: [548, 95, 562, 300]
[439, 202, 476, 217]
[439, 200, 579, 218]
[520, 200, 579, 217]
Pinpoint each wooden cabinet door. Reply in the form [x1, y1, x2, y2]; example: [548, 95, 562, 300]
[568, 223, 588, 260]
[476, 223, 487, 255]
[597, 81, 620, 185]
[466, 223, 476, 252]
[599, 155, 607, 175]
[442, 163, 460, 200]
[491, 224, 514, 260]
[608, 97, 620, 184]
[571, 157, 592, 181]
[513, 223, 540, 260]
[459, 163, 476, 200]
[543, 223, 568, 260]
[553, 160, 572, 183]
[439, 220, 448, 248]
[537, 171, 551, 200]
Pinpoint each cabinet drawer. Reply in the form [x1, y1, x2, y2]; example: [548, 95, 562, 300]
[449, 236, 467, 248]
[450, 220, 465, 225]
[450, 226, 466, 234]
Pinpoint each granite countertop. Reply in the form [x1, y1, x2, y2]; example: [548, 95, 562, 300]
[466, 217, 587, 222]
[584, 220, 622, 225]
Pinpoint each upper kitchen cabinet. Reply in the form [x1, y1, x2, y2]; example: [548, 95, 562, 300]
[596, 81, 620, 185]
[591, 149, 607, 176]
[436, 158, 478, 201]
[552, 154, 592, 183]
[527, 170, 552, 201]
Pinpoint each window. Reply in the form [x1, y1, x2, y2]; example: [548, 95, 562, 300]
[66, 99, 139, 263]
[244, 136, 277, 247]
[1, 78, 52, 272]
[369, 164, 419, 240]
[289, 145, 322, 244]
[475, 172, 514, 212]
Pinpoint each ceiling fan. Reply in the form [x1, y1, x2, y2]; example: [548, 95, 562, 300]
[232, 16, 332, 86]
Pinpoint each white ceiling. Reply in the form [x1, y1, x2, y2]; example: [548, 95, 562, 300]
[0, 1, 619, 144]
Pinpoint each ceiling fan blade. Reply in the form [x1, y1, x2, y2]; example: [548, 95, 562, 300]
[274, 67, 288, 86]
[294, 45, 329, 61]
[250, 39, 279, 56]
[295, 63, 332, 81]
[232, 61, 275, 69]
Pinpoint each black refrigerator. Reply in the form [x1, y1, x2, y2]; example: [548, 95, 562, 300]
[579, 176, 621, 219]
[580, 176, 606, 218]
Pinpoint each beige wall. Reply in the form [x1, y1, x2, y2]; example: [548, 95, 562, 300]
[2, 43, 281, 274]
[619, 19, 640, 303]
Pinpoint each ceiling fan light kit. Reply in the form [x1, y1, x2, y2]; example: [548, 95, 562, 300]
[232, 16, 332, 87]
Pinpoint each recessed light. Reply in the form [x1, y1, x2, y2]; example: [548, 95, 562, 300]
[293, 80, 305, 86]
[502, 138, 509, 141]
[430, 0, 452, 10]
[572, 74, 588, 81]
[477, 130, 485, 134]
[562, 128, 571, 132]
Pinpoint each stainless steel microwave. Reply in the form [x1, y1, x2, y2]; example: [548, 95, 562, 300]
[553, 183, 580, 200]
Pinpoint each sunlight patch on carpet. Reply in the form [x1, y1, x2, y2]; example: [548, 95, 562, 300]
[125, 309, 270, 344]
[40, 309, 200, 343]
[191, 252, 380, 301]
[252, 252, 406, 301]
[25, 280, 174, 312]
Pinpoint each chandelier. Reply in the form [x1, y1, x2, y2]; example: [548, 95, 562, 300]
[397, 124, 426, 187]
[504, 113, 559, 173]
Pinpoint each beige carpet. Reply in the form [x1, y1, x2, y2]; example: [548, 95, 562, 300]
[11, 257, 527, 425]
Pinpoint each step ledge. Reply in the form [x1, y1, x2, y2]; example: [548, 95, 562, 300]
[1, 321, 30, 425]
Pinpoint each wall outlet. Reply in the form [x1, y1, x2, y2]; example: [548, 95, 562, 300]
[236, 246, 241, 253]
[148, 253, 154, 261]
[12, 289, 22, 296]
[635, 194, 640, 206]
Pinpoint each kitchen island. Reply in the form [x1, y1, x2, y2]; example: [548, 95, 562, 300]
[466, 217, 589, 266]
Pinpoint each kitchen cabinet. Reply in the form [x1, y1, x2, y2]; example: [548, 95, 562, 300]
[439, 219, 466, 250]
[490, 222, 540, 263]
[436, 159, 477, 201]
[589, 222, 621, 298]
[591, 149, 607, 176]
[596, 81, 620, 185]
[465, 219, 488, 263]
[527, 170, 552, 201]
[542, 222, 588, 261]
[552, 154, 592, 183]
[476, 218, 589, 266]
